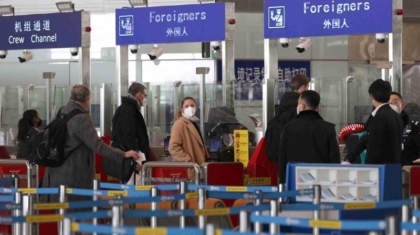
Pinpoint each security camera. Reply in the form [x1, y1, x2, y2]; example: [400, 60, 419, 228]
[296, 37, 312, 53]
[18, 51, 33, 63]
[128, 44, 139, 54]
[210, 41, 222, 51]
[148, 45, 163, 60]
[279, 38, 290, 48]
[69, 47, 79, 56]
[0, 50, 7, 59]
[375, 33, 387, 44]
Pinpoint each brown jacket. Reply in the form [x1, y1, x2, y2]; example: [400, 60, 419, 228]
[169, 117, 209, 166]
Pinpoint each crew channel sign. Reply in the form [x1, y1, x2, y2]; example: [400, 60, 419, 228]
[0, 12, 83, 50]
[115, 3, 227, 45]
[264, 0, 393, 38]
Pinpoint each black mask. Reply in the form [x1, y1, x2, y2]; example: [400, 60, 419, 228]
[37, 119, 42, 127]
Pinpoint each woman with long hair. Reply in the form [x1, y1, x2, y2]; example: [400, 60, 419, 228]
[16, 109, 41, 160]
[169, 97, 209, 174]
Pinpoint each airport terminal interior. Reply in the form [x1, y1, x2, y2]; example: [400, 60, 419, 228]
[0, 0, 420, 234]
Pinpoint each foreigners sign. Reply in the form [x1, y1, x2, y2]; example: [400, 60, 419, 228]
[115, 3, 227, 45]
[0, 12, 84, 50]
[264, 0, 393, 38]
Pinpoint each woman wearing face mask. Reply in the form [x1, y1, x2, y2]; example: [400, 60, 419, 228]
[16, 109, 42, 160]
[169, 97, 209, 172]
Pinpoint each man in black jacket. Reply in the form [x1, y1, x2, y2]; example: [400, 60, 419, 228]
[112, 83, 150, 172]
[365, 79, 403, 164]
[265, 74, 310, 162]
[278, 90, 340, 183]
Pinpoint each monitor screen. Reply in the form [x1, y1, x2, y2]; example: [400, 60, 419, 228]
[209, 139, 223, 153]
[164, 138, 170, 152]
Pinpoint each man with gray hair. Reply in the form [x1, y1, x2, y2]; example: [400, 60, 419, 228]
[41, 85, 139, 204]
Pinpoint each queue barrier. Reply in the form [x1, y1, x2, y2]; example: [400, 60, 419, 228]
[0, 179, 13, 186]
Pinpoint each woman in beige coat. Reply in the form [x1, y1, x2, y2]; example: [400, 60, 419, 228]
[169, 97, 209, 176]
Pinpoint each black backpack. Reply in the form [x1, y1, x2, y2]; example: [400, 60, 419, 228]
[265, 106, 296, 162]
[32, 108, 85, 167]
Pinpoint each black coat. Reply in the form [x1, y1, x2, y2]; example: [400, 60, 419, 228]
[365, 104, 403, 164]
[16, 127, 38, 160]
[278, 110, 340, 183]
[111, 96, 150, 160]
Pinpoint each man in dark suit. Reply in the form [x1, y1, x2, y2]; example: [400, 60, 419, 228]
[278, 90, 340, 183]
[365, 79, 403, 164]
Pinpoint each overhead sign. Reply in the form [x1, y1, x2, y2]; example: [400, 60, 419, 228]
[217, 60, 311, 100]
[0, 12, 83, 50]
[264, 0, 393, 38]
[115, 3, 226, 45]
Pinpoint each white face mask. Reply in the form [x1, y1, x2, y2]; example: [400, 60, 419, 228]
[182, 106, 196, 119]
[390, 104, 400, 114]
[141, 98, 147, 106]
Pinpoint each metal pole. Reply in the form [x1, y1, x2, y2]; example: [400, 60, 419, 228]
[63, 218, 72, 235]
[58, 185, 66, 235]
[12, 192, 22, 235]
[150, 187, 159, 228]
[312, 185, 321, 235]
[386, 216, 398, 235]
[278, 184, 284, 203]
[32, 163, 39, 235]
[205, 223, 215, 235]
[92, 179, 100, 235]
[99, 83, 112, 136]
[413, 196, 419, 235]
[262, 38, 279, 132]
[239, 210, 249, 232]
[22, 194, 32, 235]
[221, 3, 235, 108]
[111, 195, 123, 235]
[46, 78, 51, 124]
[198, 187, 207, 229]
[391, 0, 403, 94]
[269, 200, 279, 234]
[116, 45, 129, 107]
[173, 81, 182, 122]
[179, 181, 187, 228]
[401, 204, 410, 235]
[199, 73, 206, 141]
[253, 190, 262, 233]
[11, 174, 19, 188]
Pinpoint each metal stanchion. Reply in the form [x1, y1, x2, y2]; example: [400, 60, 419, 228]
[150, 187, 159, 228]
[368, 232, 380, 235]
[63, 217, 73, 235]
[58, 185, 66, 235]
[312, 185, 321, 235]
[198, 187, 207, 229]
[179, 181, 188, 228]
[239, 210, 249, 232]
[11, 173, 19, 188]
[278, 184, 284, 203]
[253, 190, 262, 233]
[92, 179, 100, 235]
[386, 216, 398, 235]
[32, 164, 39, 235]
[413, 196, 419, 235]
[111, 195, 123, 235]
[22, 194, 31, 235]
[12, 191, 22, 235]
[402, 204, 410, 235]
[269, 200, 279, 234]
[205, 223, 215, 235]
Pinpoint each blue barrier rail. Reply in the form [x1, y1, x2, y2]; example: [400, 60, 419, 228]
[0, 203, 21, 210]
[401, 222, 420, 231]
[0, 179, 13, 186]
[0, 195, 14, 202]
[412, 209, 420, 218]
[72, 223, 203, 235]
[250, 214, 386, 231]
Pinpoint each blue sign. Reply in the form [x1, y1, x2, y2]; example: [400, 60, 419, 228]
[115, 3, 226, 45]
[0, 12, 82, 50]
[216, 60, 311, 101]
[264, 0, 392, 38]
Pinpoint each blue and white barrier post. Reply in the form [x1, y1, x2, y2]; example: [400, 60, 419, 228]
[179, 181, 188, 228]
[312, 184, 321, 235]
[269, 200, 279, 234]
[198, 187, 207, 229]
[151, 187, 159, 228]
[386, 216, 398, 235]
[402, 204, 410, 235]
[13, 191, 22, 235]
[22, 193, 32, 235]
[413, 196, 419, 235]
[205, 223, 216, 235]
[239, 210, 249, 232]
[58, 185, 67, 235]
[278, 184, 285, 204]
[253, 190, 263, 233]
[92, 179, 100, 235]
[111, 195, 123, 235]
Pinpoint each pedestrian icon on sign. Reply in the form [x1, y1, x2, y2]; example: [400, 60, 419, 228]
[268, 6, 285, 29]
[119, 15, 134, 36]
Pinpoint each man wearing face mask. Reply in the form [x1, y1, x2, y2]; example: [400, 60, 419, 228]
[108, 82, 150, 182]
[278, 90, 340, 183]
[169, 97, 209, 174]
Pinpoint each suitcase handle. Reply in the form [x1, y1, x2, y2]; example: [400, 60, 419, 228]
[140, 162, 201, 185]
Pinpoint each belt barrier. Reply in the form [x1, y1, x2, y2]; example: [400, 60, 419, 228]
[100, 183, 179, 191]
[66, 210, 112, 221]
[0, 195, 14, 202]
[207, 188, 314, 200]
[72, 223, 203, 235]
[0, 179, 13, 186]
[250, 215, 386, 231]
[412, 209, 420, 217]
[401, 222, 420, 231]
[281, 199, 412, 211]
[33, 193, 197, 210]
[0, 214, 64, 224]
[0, 203, 22, 210]
[0, 187, 59, 194]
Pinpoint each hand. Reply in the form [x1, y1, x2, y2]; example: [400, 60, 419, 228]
[125, 150, 140, 160]
[341, 161, 351, 165]
[135, 164, 142, 171]
[413, 159, 420, 164]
